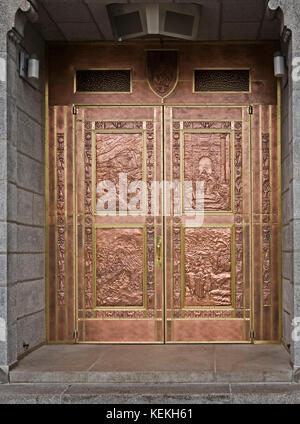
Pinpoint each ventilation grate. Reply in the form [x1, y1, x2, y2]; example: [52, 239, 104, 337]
[194, 69, 250, 92]
[76, 70, 131, 93]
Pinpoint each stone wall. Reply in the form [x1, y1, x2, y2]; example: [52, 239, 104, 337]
[13, 22, 46, 359]
[0, 0, 25, 380]
[1, 5, 45, 378]
[281, 35, 294, 352]
[269, 0, 300, 369]
[291, 33, 300, 370]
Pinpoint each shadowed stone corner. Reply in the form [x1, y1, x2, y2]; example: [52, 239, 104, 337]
[294, 368, 300, 383]
[0, 367, 9, 384]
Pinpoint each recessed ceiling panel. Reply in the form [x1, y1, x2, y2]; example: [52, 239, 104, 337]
[57, 22, 101, 40]
[222, 22, 260, 40]
[222, 0, 266, 23]
[42, 0, 92, 23]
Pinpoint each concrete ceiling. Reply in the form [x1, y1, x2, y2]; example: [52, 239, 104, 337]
[34, 0, 281, 41]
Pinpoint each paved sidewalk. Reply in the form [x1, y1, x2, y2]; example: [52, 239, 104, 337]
[0, 382, 300, 404]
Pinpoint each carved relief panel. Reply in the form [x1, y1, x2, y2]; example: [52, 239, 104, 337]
[184, 227, 232, 307]
[183, 131, 231, 211]
[95, 131, 144, 213]
[95, 227, 144, 308]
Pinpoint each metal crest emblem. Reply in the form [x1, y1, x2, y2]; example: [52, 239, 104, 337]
[147, 50, 178, 98]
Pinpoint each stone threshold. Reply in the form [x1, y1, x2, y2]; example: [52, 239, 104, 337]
[0, 382, 300, 404]
[7, 344, 297, 385]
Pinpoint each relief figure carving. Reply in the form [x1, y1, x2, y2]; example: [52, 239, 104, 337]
[184, 132, 231, 211]
[184, 228, 232, 307]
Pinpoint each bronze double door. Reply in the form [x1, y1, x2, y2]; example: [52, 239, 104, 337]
[48, 103, 280, 344]
[68, 103, 280, 344]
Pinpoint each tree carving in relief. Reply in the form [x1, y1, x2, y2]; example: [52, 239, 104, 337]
[96, 228, 144, 307]
[95, 133, 143, 211]
[184, 132, 231, 211]
[184, 228, 232, 306]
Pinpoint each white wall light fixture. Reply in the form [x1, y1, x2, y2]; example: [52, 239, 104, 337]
[28, 54, 39, 79]
[19, 51, 40, 80]
[274, 51, 285, 77]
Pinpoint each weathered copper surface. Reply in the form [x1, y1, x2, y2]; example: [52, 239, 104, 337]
[172, 320, 245, 342]
[47, 43, 280, 344]
[48, 43, 278, 106]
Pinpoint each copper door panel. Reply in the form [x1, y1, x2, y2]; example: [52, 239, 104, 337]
[76, 106, 163, 343]
[164, 106, 252, 343]
[47, 105, 163, 343]
[164, 105, 280, 343]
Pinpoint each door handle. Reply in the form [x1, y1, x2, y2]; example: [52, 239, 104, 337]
[156, 236, 162, 267]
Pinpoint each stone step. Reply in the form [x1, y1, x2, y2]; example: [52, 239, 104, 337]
[9, 344, 294, 384]
[1, 383, 300, 404]
[9, 369, 294, 384]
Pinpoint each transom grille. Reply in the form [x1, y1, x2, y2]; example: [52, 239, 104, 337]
[76, 69, 131, 93]
[194, 69, 250, 92]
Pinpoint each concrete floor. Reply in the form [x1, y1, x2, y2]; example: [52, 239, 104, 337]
[9, 344, 294, 384]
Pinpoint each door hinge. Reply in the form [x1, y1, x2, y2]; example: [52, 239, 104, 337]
[250, 329, 255, 339]
[73, 329, 79, 340]
[72, 105, 77, 115]
[248, 105, 253, 115]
